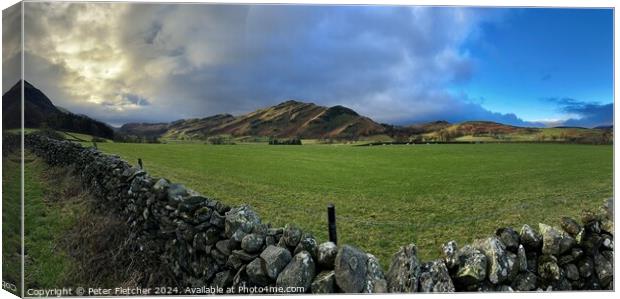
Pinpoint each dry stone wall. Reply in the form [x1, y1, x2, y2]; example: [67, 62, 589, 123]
[22, 134, 614, 293]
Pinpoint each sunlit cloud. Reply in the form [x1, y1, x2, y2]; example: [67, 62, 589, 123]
[18, 2, 606, 128]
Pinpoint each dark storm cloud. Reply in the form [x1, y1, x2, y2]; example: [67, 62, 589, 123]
[21, 2, 513, 126]
[395, 92, 545, 127]
[546, 97, 613, 128]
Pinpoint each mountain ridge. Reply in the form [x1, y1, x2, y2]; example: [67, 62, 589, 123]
[2, 81, 613, 143]
[2, 80, 115, 139]
[120, 99, 387, 139]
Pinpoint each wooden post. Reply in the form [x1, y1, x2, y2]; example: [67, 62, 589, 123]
[138, 158, 143, 170]
[327, 204, 337, 244]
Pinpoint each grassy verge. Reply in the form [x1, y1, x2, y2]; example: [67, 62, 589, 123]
[2, 151, 22, 295]
[23, 152, 86, 289]
[20, 152, 140, 289]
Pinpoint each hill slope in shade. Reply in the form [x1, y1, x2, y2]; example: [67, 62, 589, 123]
[3, 80, 57, 128]
[2, 81, 114, 139]
[121, 100, 387, 139]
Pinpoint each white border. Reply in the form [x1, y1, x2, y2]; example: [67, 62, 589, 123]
[0, 1, 617, 299]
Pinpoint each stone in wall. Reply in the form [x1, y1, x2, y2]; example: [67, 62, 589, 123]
[418, 260, 454, 292]
[364, 253, 387, 293]
[472, 236, 513, 284]
[260, 245, 292, 280]
[311, 271, 336, 293]
[317, 242, 338, 269]
[334, 245, 369, 293]
[386, 243, 420, 292]
[453, 244, 488, 287]
[276, 251, 316, 291]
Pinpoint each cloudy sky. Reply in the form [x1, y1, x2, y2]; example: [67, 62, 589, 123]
[3, 2, 613, 127]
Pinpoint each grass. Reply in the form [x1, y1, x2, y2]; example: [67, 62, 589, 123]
[3, 149, 131, 289]
[454, 135, 500, 142]
[21, 153, 85, 289]
[59, 131, 112, 143]
[2, 151, 22, 295]
[93, 142, 613, 267]
[5, 128, 114, 143]
[15, 150, 140, 289]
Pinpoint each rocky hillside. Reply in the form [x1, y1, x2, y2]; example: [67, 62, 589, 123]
[120, 100, 386, 140]
[2, 80, 114, 139]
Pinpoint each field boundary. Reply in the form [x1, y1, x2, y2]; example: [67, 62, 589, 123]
[14, 133, 615, 293]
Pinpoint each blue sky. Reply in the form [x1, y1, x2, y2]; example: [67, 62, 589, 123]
[457, 8, 613, 126]
[8, 3, 614, 127]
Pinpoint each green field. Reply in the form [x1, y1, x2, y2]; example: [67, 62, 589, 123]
[93, 142, 611, 266]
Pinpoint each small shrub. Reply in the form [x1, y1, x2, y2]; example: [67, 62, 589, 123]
[269, 137, 302, 145]
[207, 135, 235, 145]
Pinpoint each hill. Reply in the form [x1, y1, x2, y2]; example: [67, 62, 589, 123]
[116, 122, 170, 138]
[120, 101, 612, 144]
[120, 100, 386, 140]
[2, 81, 114, 139]
[439, 121, 538, 139]
[2, 81, 611, 143]
[594, 125, 613, 131]
[417, 121, 612, 144]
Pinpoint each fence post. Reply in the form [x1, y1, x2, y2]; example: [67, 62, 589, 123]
[138, 158, 143, 170]
[327, 203, 337, 244]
